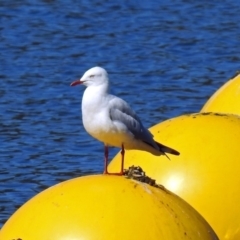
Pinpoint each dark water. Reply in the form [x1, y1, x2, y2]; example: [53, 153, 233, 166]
[1, 0, 240, 227]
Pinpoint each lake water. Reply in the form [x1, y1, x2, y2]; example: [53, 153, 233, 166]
[1, 0, 240, 227]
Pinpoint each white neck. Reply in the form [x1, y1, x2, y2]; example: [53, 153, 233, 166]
[82, 83, 109, 115]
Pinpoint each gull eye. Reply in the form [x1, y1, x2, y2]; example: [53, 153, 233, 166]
[89, 75, 95, 78]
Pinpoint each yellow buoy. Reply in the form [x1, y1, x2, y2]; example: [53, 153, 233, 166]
[0, 174, 218, 240]
[201, 72, 240, 114]
[108, 113, 240, 240]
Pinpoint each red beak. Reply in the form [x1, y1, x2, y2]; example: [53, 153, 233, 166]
[70, 80, 83, 86]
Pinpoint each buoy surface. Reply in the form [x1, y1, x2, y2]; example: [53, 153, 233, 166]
[201, 72, 240, 114]
[109, 113, 240, 240]
[0, 174, 218, 240]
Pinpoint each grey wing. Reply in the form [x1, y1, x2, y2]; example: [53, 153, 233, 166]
[108, 97, 158, 149]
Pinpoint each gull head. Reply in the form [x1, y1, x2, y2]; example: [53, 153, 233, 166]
[71, 66, 109, 87]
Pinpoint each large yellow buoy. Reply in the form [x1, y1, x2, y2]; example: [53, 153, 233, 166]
[0, 174, 218, 239]
[201, 72, 240, 114]
[108, 113, 240, 240]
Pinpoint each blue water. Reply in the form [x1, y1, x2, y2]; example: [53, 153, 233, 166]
[0, 0, 240, 227]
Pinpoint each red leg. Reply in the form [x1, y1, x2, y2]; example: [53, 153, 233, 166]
[104, 145, 109, 174]
[120, 143, 125, 175]
[103, 144, 125, 176]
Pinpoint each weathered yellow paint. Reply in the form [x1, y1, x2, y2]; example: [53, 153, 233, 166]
[109, 113, 240, 240]
[0, 175, 218, 240]
[201, 72, 240, 114]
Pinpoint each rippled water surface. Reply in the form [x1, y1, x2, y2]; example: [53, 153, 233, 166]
[1, 0, 240, 227]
